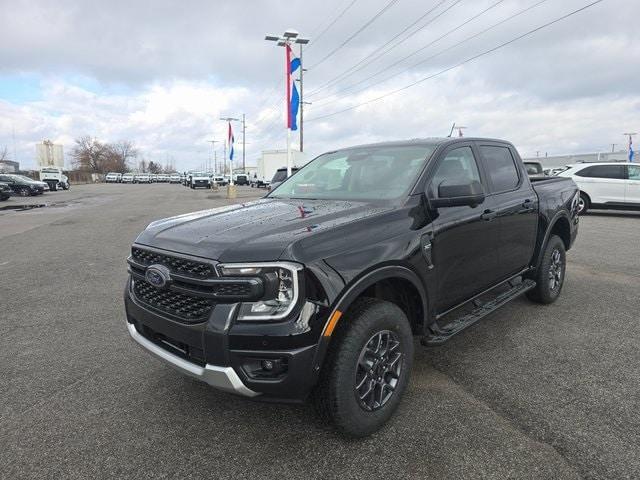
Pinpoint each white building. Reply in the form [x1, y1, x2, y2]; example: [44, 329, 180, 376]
[36, 140, 64, 168]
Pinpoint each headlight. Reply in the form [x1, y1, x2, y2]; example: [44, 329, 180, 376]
[218, 262, 303, 321]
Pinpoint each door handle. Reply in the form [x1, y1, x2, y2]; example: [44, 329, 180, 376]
[481, 209, 497, 221]
[521, 198, 535, 212]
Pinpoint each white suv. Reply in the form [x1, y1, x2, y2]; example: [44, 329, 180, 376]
[557, 162, 640, 214]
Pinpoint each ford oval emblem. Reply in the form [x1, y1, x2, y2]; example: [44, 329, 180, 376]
[145, 264, 170, 289]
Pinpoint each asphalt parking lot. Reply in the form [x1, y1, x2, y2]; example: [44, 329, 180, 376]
[1, 183, 639, 479]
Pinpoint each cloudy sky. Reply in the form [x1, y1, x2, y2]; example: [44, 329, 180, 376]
[0, 0, 637, 171]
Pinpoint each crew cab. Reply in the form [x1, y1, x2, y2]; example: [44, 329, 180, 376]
[190, 172, 210, 189]
[124, 138, 579, 437]
[557, 162, 640, 214]
[105, 172, 122, 183]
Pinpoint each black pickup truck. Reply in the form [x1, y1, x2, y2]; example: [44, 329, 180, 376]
[124, 137, 579, 436]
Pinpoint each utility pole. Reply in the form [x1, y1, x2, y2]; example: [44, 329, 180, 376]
[241, 114, 246, 172]
[208, 140, 219, 174]
[265, 29, 310, 175]
[611, 143, 617, 153]
[536, 151, 540, 158]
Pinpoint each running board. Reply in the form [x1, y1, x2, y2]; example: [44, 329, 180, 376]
[421, 279, 536, 346]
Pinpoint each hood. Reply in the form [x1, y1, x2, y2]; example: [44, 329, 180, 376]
[135, 198, 393, 262]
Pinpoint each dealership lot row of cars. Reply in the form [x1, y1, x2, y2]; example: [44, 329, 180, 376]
[0, 173, 66, 199]
[105, 171, 253, 189]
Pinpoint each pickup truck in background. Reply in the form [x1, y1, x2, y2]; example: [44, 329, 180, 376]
[39, 167, 70, 191]
[124, 137, 579, 437]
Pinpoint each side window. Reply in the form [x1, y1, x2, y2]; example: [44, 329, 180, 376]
[479, 145, 520, 193]
[430, 146, 481, 197]
[576, 165, 626, 179]
[629, 165, 640, 180]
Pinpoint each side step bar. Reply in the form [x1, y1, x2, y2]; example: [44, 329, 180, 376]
[421, 279, 536, 346]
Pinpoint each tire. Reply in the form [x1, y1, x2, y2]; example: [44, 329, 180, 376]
[313, 298, 414, 437]
[578, 192, 589, 215]
[19, 187, 31, 197]
[526, 234, 566, 304]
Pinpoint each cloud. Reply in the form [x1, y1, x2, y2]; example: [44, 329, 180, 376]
[0, 0, 639, 170]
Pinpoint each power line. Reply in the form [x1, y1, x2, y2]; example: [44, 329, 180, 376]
[314, 0, 547, 105]
[307, 0, 401, 70]
[307, 0, 460, 97]
[307, 0, 360, 50]
[307, 0, 605, 122]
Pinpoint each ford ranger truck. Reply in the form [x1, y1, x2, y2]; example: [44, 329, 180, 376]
[124, 138, 579, 437]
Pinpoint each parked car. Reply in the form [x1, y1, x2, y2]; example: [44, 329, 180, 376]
[105, 172, 122, 183]
[122, 173, 135, 183]
[557, 162, 640, 214]
[124, 137, 579, 437]
[135, 174, 152, 184]
[0, 174, 45, 196]
[190, 172, 210, 189]
[268, 167, 300, 191]
[169, 174, 182, 184]
[0, 182, 11, 201]
[211, 175, 226, 186]
[234, 173, 249, 186]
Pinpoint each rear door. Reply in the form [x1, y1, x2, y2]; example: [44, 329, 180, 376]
[477, 142, 538, 280]
[574, 165, 626, 204]
[426, 143, 500, 311]
[626, 165, 640, 205]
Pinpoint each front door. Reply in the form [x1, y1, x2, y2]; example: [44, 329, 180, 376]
[426, 144, 500, 312]
[626, 164, 640, 205]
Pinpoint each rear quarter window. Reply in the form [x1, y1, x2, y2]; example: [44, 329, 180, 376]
[575, 165, 626, 179]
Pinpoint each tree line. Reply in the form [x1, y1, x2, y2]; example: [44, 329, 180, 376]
[70, 136, 173, 174]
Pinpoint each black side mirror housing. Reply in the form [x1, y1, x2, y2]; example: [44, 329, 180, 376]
[430, 181, 485, 208]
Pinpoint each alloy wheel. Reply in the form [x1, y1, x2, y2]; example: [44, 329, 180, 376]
[354, 330, 403, 412]
[548, 248, 563, 291]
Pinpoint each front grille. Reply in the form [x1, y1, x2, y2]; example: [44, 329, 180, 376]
[133, 278, 213, 321]
[131, 247, 215, 278]
[211, 282, 253, 297]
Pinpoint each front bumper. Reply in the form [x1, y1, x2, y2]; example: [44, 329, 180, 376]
[124, 276, 329, 402]
[127, 322, 259, 397]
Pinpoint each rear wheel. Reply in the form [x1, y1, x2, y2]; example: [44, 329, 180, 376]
[19, 187, 31, 197]
[578, 192, 589, 215]
[526, 234, 566, 304]
[313, 298, 414, 437]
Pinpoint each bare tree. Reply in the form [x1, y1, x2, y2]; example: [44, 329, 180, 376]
[71, 136, 108, 172]
[138, 159, 148, 173]
[104, 141, 138, 173]
[0, 145, 9, 162]
[147, 161, 162, 174]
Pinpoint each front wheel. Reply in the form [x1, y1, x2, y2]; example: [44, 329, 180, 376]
[19, 187, 31, 197]
[313, 298, 414, 437]
[526, 234, 566, 304]
[577, 192, 589, 215]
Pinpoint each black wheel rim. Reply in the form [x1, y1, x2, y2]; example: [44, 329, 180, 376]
[549, 248, 563, 292]
[354, 330, 403, 412]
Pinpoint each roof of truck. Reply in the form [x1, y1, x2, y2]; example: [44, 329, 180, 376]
[337, 137, 512, 151]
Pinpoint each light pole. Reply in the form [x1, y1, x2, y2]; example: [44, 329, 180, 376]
[265, 29, 309, 175]
[220, 116, 240, 184]
[208, 140, 219, 174]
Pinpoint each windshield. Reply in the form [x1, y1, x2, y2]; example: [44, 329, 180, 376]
[269, 145, 436, 201]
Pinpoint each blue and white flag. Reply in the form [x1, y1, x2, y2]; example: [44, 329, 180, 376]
[286, 44, 301, 131]
[629, 135, 635, 162]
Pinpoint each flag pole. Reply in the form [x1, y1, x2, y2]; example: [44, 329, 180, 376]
[286, 42, 292, 177]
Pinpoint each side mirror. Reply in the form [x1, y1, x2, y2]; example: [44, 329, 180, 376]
[430, 180, 485, 208]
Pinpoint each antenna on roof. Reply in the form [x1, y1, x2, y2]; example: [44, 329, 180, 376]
[447, 123, 456, 138]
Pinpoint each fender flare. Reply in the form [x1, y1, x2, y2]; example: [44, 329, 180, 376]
[310, 264, 429, 375]
[534, 210, 571, 269]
